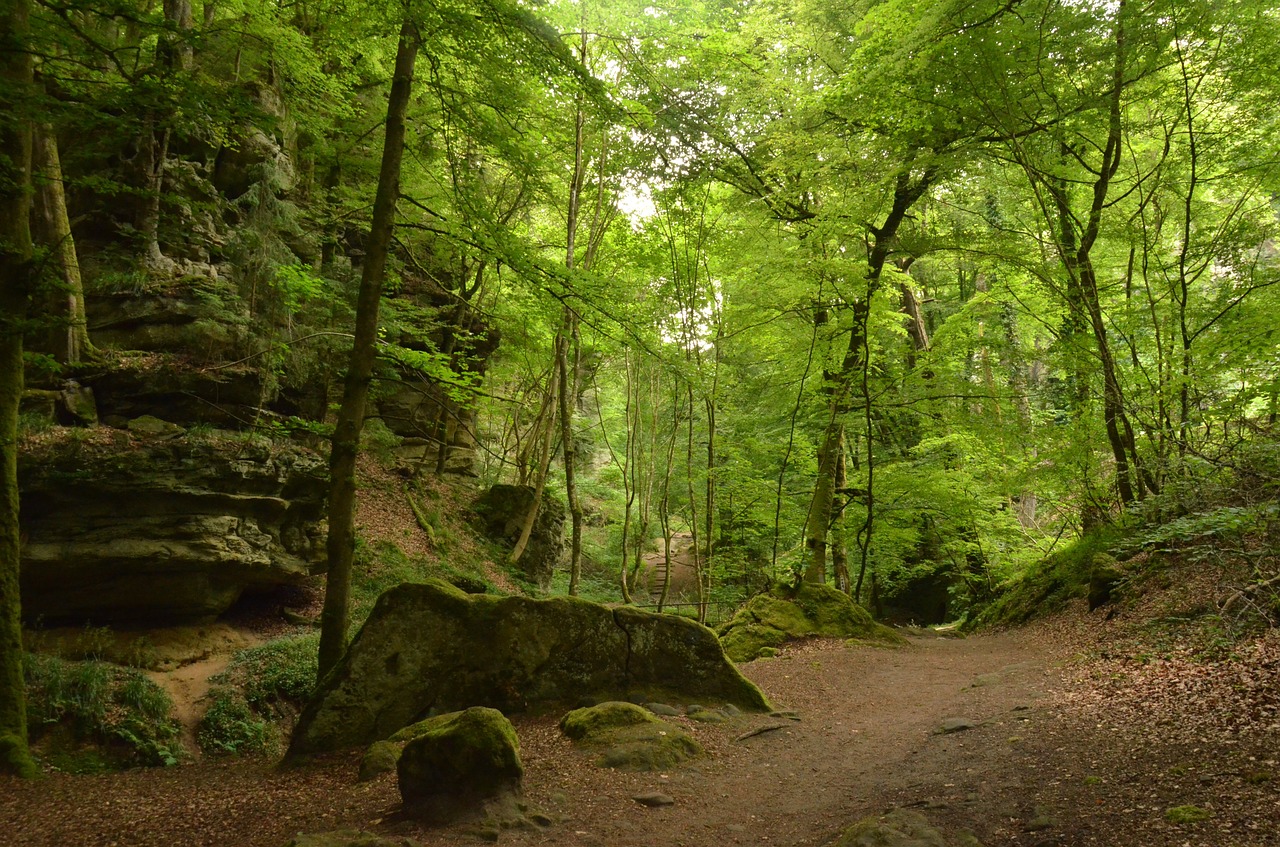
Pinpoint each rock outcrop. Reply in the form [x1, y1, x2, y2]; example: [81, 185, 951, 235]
[718, 583, 905, 662]
[289, 580, 770, 755]
[473, 485, 564, 589]
[19, 429, 327, 624]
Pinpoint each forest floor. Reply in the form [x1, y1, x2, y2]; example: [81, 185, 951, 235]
[4, 609, 1280, 847]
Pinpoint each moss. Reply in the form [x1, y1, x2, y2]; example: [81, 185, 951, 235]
[560, 702, 702, 772]
[1164, 805, 1211, 824]
[397, 708, 523, 812]
[559, 702, 657, 740]
[0, 733, 38, 778]
[718, 583, 904, 662]
[966, 528, 1128, 631]
[358, 740, 401, 781]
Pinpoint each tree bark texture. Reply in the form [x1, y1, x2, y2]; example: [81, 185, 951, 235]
[317, 22, 418, 680]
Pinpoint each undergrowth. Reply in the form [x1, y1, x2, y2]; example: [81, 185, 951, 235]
[24, 653, 181, 771]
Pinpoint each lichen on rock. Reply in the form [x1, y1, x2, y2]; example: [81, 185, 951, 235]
[718, 583, 904, 662]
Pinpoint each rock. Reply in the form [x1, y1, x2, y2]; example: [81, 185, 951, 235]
[938, 717, 979, 734]
[284, 831, 416, 847]
[1088, 555, 1124, 611]
[289, 580, 770, 755]
[686, 707, 730, 724]
[560, 701, 658, 740]
[397, 707, 523, 821]
[357, 740, 400, 782]
[19, 429, 327, 624]
[19, 389, 59, 427]
[473, 485, 564, 589]
[88, 357, 300, 429]
[86, 276, 250, 359]
[836, 808, 981, 847]
[633, 792, 675, 807]
[718, 583, 905, 662]
[561, 702, 703, 772]
[59, 381, 98, 426]
[127, 414, 185, 436]
[645, 703, 681, 717]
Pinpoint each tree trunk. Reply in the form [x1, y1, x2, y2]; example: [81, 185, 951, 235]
[0, 0, 38, 778]
[316, 23, 417, 681]
[830, 432, 851, 593]
[32, 122, 93, 363]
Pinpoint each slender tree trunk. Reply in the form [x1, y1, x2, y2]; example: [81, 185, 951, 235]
[0, 0, 38, 778]
[830, 432, 851, 593]
[509, 367, 558, 566]
[32, 122, 93, 363]
[317, 23, 417, 680]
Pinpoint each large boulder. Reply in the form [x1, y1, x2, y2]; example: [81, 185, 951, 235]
[397, 707, 523, 820]
[473, 485, 564, 589]
[19, 428, 327, 624]
[289, 580, 770, 755]
[718, 583, 905, 662]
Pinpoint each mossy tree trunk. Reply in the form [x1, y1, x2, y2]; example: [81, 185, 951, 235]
[0, 0, 39, 778]
[32, 120, 93, 364]
[317, 22, 418, 680]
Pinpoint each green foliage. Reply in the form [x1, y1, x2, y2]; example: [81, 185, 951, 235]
[197, 690, 271, 756]
[23, 654, 181, 768]
[966, 529, 1130, 630]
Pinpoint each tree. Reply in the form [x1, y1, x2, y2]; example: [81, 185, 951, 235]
[0, 0, 39, 778]
[317, 19, 418, 680]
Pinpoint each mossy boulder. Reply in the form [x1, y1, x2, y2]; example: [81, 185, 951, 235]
[284, 833, 416, 847]
[1088, 555, 1124, 611]
[560, 702, 703, 771]
[718, 583, 904, 662]
[397, 707, 523, 820]
[289, 580, 770, 755]
[836, 809, 982, 847]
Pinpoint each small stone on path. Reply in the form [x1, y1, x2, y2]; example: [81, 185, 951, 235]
[633, 792, 675, 807]
[938, 717, 979, 734]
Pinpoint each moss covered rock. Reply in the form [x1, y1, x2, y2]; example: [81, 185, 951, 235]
[397, 707, 523, 820]
[718, 583, 904, 662]
[560, 702, 703, 771]
[836, 809, 981, 846]
[289, 580, 770, 755]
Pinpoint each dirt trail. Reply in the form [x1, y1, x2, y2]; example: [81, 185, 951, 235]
[505, 631, 1058, 847]
[147, 655, 234, 754]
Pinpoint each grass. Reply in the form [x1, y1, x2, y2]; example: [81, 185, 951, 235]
[24, 653, 182, 770]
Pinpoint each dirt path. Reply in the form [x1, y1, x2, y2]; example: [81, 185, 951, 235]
[3, 629, 1277, 847]
[146, 655, 234, 754]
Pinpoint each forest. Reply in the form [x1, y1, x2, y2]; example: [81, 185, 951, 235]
[1, 0, 1280, 843]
